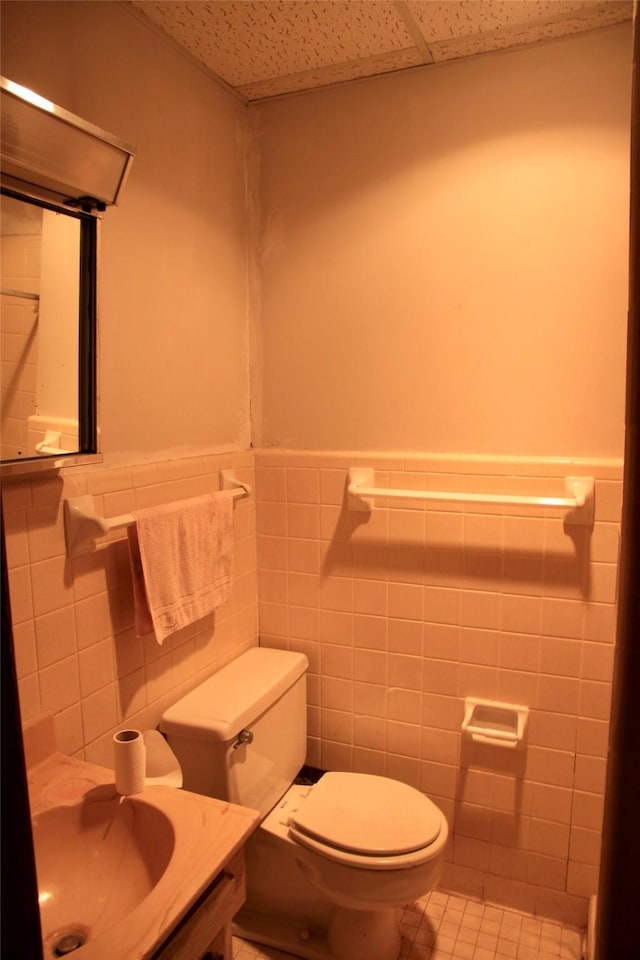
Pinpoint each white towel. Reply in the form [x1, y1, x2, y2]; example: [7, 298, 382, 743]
[127, 491, 234, 644]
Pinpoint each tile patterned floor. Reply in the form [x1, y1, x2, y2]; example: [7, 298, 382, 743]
[232, 889, 584, 960]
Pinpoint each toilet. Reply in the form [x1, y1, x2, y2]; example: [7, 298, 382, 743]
[160, 646, 448, 960]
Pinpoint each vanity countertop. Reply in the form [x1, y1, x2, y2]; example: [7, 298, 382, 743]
[27, 746, 260, 959]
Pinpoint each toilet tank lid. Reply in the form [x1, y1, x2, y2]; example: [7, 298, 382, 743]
[159, 647, 308, 742]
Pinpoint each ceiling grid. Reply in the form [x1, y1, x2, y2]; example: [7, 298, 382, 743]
[129, 0, 633, 100]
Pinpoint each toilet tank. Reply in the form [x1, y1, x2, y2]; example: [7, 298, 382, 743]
[160, 647, 308, 817]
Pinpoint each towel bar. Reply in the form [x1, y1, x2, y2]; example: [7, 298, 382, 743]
[35, 430, 74, 456]
[64, 470, 251, 556]
[346, 468, 594, 525]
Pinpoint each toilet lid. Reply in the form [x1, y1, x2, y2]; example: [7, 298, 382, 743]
[290, 772, 442, 856]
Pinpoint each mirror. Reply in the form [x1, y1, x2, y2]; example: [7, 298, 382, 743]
[0, 76, 135, 473]
[1, 188, 97, 464]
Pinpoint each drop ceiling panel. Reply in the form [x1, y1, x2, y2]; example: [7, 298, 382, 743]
[407, 0, 633, 62]
[129, 0, 633, 101]
[407, 0, 611, 41]
[132, 0, 415, 84]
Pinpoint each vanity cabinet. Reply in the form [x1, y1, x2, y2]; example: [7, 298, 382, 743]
[153, 849, 246, 960]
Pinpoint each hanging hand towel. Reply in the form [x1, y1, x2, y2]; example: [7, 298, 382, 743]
[127, 491, 234, 645]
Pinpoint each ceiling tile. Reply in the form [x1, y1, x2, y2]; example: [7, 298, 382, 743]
[426, 1, 633, 63]
[406, 0, 627, 43]
[132, 0, 416, 87]
[129, 0, 634, 101]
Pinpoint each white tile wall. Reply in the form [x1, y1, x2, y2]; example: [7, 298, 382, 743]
[255, 449, 621, 926]
[3, 446, 620, 927]
[3, 451, 258, 765]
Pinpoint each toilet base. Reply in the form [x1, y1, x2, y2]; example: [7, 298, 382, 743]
[234, 905, 403, 960]
[234, 908, 334, 960]
[328, 905, 402, 960]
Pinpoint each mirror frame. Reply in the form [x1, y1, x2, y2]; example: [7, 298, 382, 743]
[1, 75, 135, 477]
[0, 185, 100, 475]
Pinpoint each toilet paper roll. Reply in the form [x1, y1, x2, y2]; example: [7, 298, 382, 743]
[114, 729, 146, 795]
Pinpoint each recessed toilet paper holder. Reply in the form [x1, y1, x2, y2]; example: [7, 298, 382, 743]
[462, 697, 529, 748]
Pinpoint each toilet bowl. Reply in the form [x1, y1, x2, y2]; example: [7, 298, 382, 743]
[160, 647, 449, 960]
[284, 773, 448, 907]
[255, 775, 448, 960]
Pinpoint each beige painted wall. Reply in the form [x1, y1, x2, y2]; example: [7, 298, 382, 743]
[1, 0, 252, 465]
[1, 0, 259, 775]
[38, 211, 80, 425]
[0, 2, 633, 931]
[252, 25, 631, 458]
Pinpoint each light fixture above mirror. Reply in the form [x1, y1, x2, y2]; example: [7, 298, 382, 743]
[1, 77, 135, 210]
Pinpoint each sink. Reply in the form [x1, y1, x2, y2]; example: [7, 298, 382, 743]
[32, 786, 175, 956]
[24, 737, 259, 960]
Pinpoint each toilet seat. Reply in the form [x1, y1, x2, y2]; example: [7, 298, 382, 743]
[288, 772, 444, 870]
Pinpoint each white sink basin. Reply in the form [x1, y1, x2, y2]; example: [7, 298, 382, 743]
[32, 787, 174, 956]
[25, 741, 259, 960]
